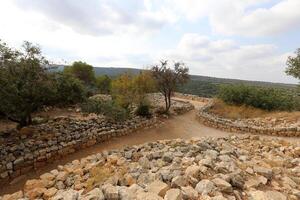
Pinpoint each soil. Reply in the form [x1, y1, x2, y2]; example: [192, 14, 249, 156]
[0, 98, 299, 195]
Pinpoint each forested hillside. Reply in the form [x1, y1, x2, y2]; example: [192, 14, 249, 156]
[53, 65, 297, 97]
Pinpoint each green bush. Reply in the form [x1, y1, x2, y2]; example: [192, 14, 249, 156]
[218, 84, 299, 111]
[135, 104, 151, 118]
[81, 99, 129, 121]
[51, 73, 87, 105]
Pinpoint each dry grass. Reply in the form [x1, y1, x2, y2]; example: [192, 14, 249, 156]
[85, 165, 113, 191]
[209, 99, 300, 121]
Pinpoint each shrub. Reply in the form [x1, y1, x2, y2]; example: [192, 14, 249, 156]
[218, 84, 299, 111]
[135, 104, 151, 118]
[81, 99, 129, 121]
[63, 61, 96, 85]
[51, 73, 86, 105]
[96, 75, 111, 94]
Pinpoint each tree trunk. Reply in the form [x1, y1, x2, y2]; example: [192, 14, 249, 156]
[164, 93, 168, 113]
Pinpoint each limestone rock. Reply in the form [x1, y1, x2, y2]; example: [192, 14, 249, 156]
[164, 189, 182, 200]
[195, 179, 216, 195]
[147, 180, 169, 197]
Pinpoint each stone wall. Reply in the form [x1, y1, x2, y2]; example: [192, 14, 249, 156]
[197, 101, 300, 137]
[0, 115, 161, 184]
[174, 92, 210, 103]
[0, 98, 194, 184]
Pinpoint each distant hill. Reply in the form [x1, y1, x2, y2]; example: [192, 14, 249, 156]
[51, 65, 298, 97]
[93, 67, 141, 77]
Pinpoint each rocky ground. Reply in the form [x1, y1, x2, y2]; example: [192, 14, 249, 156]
[241, 118, 300, 129]
[2, 135, 300, 200]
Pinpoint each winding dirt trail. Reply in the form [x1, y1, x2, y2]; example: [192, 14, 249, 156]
[1, 98, 299, 195]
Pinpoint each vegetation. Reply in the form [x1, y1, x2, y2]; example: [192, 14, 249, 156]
[210, 99, 300, 120]
[0, 41, 53, 127]
[135, 104, 151, 118]
[0, 40, 90, 127]
[64, 61, 96, 85]
[111, 71, 156, 109]
[51, 72, 86, 105]
[96, 75, 111, 94]
[286, 48, 300, 80]
[151, 60, 189, 113]
[81, 99, 129, 122]
[218, 84, 299, 111]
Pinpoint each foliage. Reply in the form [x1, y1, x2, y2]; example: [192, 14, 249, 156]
[176, 80, 219, 97]
[96, 75, 111, 94]
[51, 72, 86, 105]
[218, 84, 300, 111]
[81, 99, 129, 121]
[135, 104, 151, 118]
[151, 60, 189, 113]
[0, 40, 52, 127]
[111, 73, 135, 109]
[286, 48, 300, 80]
[132, 71, 156, 105]
[111, 71, 156, 110]
[64, 61, 96, 85]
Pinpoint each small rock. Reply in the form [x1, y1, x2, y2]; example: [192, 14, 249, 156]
[147, 180, 169, 197]
[164, 189, 182, 200]
[181, 186, 198, 200]
[212, 178, 232, 193]
[195, 179, 216, 195]
[82, 188, 104, 200]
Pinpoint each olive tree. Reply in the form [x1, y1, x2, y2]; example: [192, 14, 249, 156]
[286, 48, 300, 80]
[0, 40, 52, 127]
[151, 60, 189, 113]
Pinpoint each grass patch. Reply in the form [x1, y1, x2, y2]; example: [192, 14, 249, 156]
[210, 99, 300, 120]
[86, 165, 113, 191]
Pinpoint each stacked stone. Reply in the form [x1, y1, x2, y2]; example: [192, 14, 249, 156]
[197, 102, 300, 137]
[0, 115, 161, 184]
[174, 93, 210, 103]
[1, 135, 299, 199]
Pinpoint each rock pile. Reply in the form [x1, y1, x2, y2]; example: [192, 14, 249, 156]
[197, 102, 300, 137]
[2, 135, 299, 199]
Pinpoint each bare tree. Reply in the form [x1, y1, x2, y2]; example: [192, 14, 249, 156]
[151, 60, 189, 113]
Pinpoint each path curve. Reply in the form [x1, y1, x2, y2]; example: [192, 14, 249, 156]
[1, 98, 299, 195]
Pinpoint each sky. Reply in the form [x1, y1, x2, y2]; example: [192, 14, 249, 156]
[0, 0, 299, 83]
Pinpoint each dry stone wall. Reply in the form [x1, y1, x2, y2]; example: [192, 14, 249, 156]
[174, 92, 210, 103]
[197, 102, 300, 137]
[0, 98, 194, 185]
[0, 115, 161, 184]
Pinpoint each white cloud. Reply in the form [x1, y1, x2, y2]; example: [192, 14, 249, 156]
[164, 33, 297, 83]
[0, 1, 298, 84]
[12, 0, 177, 36]
[171, 0, 300, 36]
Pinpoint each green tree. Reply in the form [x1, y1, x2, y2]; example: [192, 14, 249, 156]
[111, 73, 134, 109]
[151, 60, 189, 113]
[286, 48, 300, 80]
[52, 72, 86, 104]
[64, 61, 96, 85]
[133, 71, 156, 105]
[0, 40, 52, 127]
[96, 75, 111, 94]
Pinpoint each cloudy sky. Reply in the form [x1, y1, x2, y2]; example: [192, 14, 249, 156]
[0, 0, 299, 83]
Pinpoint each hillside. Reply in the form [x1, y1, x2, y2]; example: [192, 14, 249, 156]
[52, 65, 298, 97]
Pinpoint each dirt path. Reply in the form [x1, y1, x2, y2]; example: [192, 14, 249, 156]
[1, 98, 299, 195]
